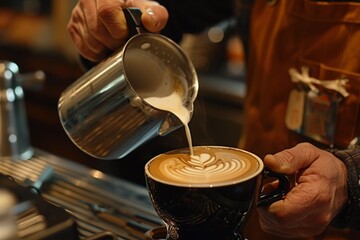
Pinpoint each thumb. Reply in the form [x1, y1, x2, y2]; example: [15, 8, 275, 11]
[142, 4, 168, 32]
[127, 1, 168, 32]
[264, 143, 320, 174]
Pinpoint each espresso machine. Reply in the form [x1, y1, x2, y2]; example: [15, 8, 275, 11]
[0, 61, 163, 240]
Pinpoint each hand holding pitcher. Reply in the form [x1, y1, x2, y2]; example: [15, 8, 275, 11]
[60, 8, 198, 160]
[67, 0, 168, 62]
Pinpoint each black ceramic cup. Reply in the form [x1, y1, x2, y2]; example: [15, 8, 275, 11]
[144, 146, 289, 240]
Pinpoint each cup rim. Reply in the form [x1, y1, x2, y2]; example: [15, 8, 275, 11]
[145, 145, 264, 188]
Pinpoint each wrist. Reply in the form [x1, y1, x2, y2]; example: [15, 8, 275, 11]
[328, 145, 360, 230]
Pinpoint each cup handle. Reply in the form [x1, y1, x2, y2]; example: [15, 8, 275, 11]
[144, 226, 167, 240]
[257, 168, 290, 207]
[124, 7, 148, 37]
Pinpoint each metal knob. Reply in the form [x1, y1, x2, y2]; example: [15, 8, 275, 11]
[0, 61, 45, 160]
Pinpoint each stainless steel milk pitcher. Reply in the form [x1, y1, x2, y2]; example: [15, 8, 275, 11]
[58, 8, 198, 160]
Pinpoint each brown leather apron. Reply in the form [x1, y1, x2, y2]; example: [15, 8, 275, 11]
[240, 0, 360, 158]
[239, 0, 360, 239]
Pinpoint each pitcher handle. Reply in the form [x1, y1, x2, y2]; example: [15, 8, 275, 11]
[124, 7, 147, 37]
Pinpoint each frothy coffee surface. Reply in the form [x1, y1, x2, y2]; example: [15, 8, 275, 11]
[146, 146, 263, 187]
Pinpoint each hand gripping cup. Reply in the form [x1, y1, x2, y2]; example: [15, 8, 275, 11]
[144, 146, 290, 240]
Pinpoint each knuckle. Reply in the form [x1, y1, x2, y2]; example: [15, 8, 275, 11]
[318, 213, 332, 226]
[296, 142, 318, 158]
[274, 149, 295, 171]
[271, 210, 289, 225]
[296, 142, 313, 149]
[87, 24, 101, 37]
[97, 6, 127, 39]
[97, 5, 118, 23]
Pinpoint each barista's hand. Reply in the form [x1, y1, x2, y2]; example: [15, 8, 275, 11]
[258, 143, 348, 238]
[68, 0, 168, 62]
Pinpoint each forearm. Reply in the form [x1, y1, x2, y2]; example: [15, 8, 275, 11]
[329, 143, 360, 229]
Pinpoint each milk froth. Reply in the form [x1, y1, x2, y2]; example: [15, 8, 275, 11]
[146, 146, 263, 187]
[126, 48, 194, 155]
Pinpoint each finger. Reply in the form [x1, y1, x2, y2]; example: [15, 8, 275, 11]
[96, 0, 166, 38]
[264, 142, 321, 174]
[96, 0, 168, 41]
[141, 4, 169, 32]
[82, 24, 108, 54]
[261, 180, 279, 195]
[81, 0, 125, 51]
[96, 0, 129, 39]
[122, 0, 168, 33]
[259, 210, 328, 238]
[68, 24, 108, 62]
[257, 199, 308, 229]
[77, 0, 107, 52]
[90, 23, 126, 52]
[68, 4, 107, 62]
[266, 179, 330, 225]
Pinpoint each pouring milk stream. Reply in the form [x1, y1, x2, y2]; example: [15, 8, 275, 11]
[128, 48, 194, 156]
[58, 8, 199, 160]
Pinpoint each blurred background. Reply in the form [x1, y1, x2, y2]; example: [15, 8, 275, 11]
[0, 0, 245, 186]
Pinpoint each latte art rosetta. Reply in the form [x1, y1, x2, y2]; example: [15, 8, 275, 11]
[147, 147, 263, 187]
[161, 153, 249, 182]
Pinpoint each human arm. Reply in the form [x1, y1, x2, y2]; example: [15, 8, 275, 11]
[257, 142, 353, 238]
[329, 144, 360, 230]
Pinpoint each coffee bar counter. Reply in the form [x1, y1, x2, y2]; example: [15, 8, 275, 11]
[0, 148, 163, 240]
[2, 148, 359, 240]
